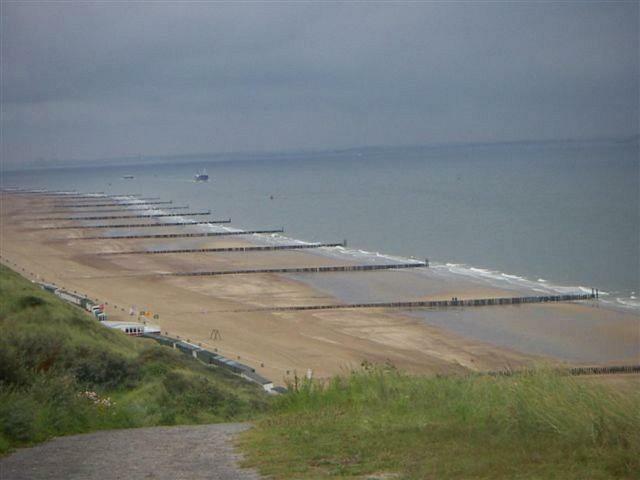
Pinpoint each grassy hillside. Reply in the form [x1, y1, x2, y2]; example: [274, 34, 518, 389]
[241, 365, 640, 479]
[0, 264, 268, 454]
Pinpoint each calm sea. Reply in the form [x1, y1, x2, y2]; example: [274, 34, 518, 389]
[4, 141, 639, 312]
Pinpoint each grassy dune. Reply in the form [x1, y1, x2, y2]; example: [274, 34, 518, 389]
[241, 365, 640, 479]
[0, 264, 268, 454]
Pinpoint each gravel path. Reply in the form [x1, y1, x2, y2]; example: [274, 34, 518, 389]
[0, 424, 262, 480]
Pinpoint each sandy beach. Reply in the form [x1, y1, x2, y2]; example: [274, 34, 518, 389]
[1, 193, 638, 384]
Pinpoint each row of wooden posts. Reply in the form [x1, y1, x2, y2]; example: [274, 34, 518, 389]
[79, 228, 286, 240]
[35, 210, 210, 221]
[100, 242, 347, 255]
[40, 219, 230, 230]
[9, 190, 599, 317]
[51, 200, 172, 208]
[248, 293, 597, 312]
[166, 261, 427, 277]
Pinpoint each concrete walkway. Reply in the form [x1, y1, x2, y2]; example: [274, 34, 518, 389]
[0, 424, 262, 480]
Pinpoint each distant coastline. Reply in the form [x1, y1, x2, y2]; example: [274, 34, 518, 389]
[5, 134, 638, 172]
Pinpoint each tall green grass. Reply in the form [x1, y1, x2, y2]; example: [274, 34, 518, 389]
[0, 265, 268, 454]
[241, 365, 640, 479]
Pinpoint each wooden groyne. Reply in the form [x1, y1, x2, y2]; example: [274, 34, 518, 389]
[51, 193, 129, 199]
[43, 195, 112, 200]
[484, 364, 640, 377]
[5, 190, 103, 197]
[24, 206, 190, 215]
[35, 211, 211, 221]
[41, 219, 231, 230]
[2, 189, 80, 195]
[54, 196, 158, 204]
[26, 196, 138, 205]
[568, 365, 640, 376]
[40, 191, 104, 196]
[78, 228, 285, 240]
[121, 196, 160, 201]
[99, 241, 346, 255]
[16, 195, 111, 202]
[243, 293, 596, 312]
[164, 261, 427, 277]
[47, 194, 144, 200]
[51, 201, 173, 208]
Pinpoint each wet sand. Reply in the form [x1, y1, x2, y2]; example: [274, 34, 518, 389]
[1, 193, 638, 385]
[291, 267, 638, 363]
[408, 303, 638, 364]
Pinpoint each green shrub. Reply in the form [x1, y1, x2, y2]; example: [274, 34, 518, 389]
[0, 343, 24, 386]
[0, 264, 268, 454]
[0, 395, 37, 442]
[72, 348, 139, 389]
[18, 295, 46, 309]
[161, 371, 234, 418]
[137, 345, 177, 378]
[31, 375, 89, 437]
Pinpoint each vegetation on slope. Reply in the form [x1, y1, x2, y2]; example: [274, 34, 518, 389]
[241, 364, 640, 479]
[0, 264, 268, 454]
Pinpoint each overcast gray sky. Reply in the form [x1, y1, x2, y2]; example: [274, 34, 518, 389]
[1, 1, 638, 166]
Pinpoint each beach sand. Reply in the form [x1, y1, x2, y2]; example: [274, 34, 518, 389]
[1, 193, 638, 385]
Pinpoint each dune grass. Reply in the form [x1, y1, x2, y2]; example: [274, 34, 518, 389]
[240, 364, 640, 479]
[0, 264, 268, 454]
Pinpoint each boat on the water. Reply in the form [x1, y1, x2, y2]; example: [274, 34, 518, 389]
[194, 169, 209, 182]
[122, 175, 135, 179]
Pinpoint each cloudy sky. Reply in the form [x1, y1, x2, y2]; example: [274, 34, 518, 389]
[1, 1, 638, 166]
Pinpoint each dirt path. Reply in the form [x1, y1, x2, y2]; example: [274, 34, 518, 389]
[0, 424, 261, 480]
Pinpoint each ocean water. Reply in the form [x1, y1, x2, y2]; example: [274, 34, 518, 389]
[4, 141, 639, 312]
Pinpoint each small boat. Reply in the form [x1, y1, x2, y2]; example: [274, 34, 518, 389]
[194, 169, 209, 182]
[122, 175, 135, 179]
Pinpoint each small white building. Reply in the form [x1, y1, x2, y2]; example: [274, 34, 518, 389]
[101, 321, 160, 336]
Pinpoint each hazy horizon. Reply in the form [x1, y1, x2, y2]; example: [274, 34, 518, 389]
[5, 134, 637, 172]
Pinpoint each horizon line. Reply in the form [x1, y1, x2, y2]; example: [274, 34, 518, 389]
[4, 134, 638, 172]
